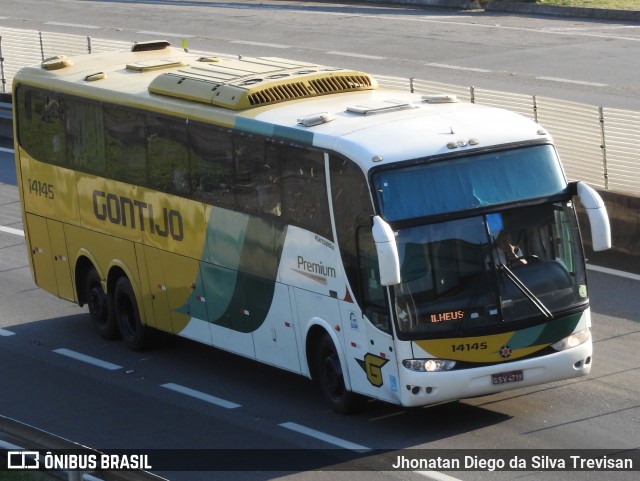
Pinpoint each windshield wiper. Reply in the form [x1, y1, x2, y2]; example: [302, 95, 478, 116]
[498, 264, 553, 319]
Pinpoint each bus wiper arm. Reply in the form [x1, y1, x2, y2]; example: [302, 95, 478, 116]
[499, 264, 553, 319]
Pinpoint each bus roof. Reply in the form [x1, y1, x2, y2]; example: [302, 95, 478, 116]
[14, 42, 552, 171]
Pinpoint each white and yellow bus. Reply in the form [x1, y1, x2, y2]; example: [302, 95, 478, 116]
[13, 41, 610, 413]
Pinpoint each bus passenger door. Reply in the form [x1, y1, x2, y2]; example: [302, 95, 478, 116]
[363, 310, 400, 404]
[340, 300, 400, 405]
[352, 228, 401, 404]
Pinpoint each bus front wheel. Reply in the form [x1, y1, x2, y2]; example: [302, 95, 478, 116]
[316, 334, 364, 414]
[114, 276, 148, 351]
[86, 267, 119, 340]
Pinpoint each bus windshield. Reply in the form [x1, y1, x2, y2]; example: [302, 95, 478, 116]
[373, 145, 567, 222]
[392, 202, 588, 338]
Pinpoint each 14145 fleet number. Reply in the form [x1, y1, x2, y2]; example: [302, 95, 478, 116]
[28, 179, 54, 199]
[452, 342, 488, 352]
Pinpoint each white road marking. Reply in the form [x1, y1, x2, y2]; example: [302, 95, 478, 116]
[587, 264, 640, 282]
[326, 51, 385, 60]
[53, 348, 123, 370]
[136, 30, 194, 39]
[0, 226, 24, 237]
[161, 382, 241, 409]
[231, 40, 290, 49]
[0, 147, 15, 154]
[0, 328, 16, 336]
[45, 21, 101, 29]
[427, 63, 491, 73]
[279, 422, 371, 452]
[417, 471, 464, 481]
[536, 76, 609, 87]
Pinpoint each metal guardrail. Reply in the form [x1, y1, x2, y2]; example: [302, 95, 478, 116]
[0, 28, 130, 95]
[1, 28, 639, 197]
[0, 415, 169, 481]
[0, 101, 11, 119]
[0, 100, 11, 144]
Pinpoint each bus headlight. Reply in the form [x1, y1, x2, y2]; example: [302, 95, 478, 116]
[403, 359, 456, 372]
[550, 328, 591, 352]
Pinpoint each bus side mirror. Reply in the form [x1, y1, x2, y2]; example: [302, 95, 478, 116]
[372, 215, 401, 286]
[574, 182, 611, 251]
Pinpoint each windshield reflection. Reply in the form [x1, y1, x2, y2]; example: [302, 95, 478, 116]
[393, 202, 588, 338]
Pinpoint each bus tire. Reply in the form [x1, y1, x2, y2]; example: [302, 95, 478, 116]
[86, 267, 119, 340]
[114, 276, 148, 351]
[316, 334, 364, 415]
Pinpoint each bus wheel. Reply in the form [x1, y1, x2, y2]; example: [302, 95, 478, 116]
[114, 276, 148, 351]
[316, 334, 364, 414]
[86, 267, 119, 340]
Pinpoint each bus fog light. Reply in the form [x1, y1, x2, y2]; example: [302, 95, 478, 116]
[551, 328, 590, 352]
[403, 359, 456, 372]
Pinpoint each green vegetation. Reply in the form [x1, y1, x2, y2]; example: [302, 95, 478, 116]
[499, 0, 640, 10]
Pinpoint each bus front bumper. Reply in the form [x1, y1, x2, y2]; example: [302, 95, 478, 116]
[397, 339, 592, 408]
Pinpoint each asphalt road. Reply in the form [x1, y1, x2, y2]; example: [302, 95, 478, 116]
[1, 0, 640, 110]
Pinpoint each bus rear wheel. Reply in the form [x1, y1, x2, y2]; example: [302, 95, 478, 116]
[114, 276, 148, 351]
[86, 267, 119, 340]
[316, 334, 364, 415]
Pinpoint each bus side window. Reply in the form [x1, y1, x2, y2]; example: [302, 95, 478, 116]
[104, 104, 147, 185]
[146, 114, 189, 195]
[357, 227, 391, 334]
[189, 122, 235, 209]
[15, 87, 38, 159]
[329, 155, 373, 307]
[16, 87, 67, 166]
[66, 99, 106, 174]
[257, 143, 282, 217]
[280, 147, 332, 241]
[232, 133, 271, 216]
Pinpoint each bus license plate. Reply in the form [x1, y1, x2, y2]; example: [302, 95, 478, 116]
[492, 370, 524, 385]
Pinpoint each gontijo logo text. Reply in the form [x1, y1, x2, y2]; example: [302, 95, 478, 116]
[92, 190, 184, 241]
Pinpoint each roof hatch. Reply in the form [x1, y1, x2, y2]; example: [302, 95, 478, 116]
[346, 99, 412, 115]
[131, 40, 171, 52]
[41, 55, 73, 71]
[126, 59, 186, 72]
[148, 55, 377, 110]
